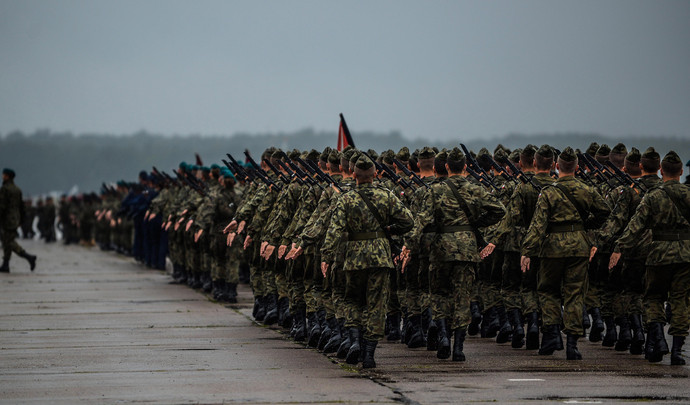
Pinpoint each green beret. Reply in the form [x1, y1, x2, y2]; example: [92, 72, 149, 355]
[641, 147, 660, 161]
[585, 142, 599, 157]
[2, 168, 15, 178]
[306, 149, 321, 162]
[201, 166, 210, 173]
[662, 150, 682, 165]
[508, 148, 522, 163]
[288, 149, 301, 160]
[558, 146, 577, 162]
[191, 165, 200, 171]
[221, 168, 235, 180]
[342, 148, 357, 162]
[611, 143, 627, 156]
[418, 146, 436, 159]
[210, 163, 220, 170]
[382, 150, 395, 165]
[328, 150, 341, 165]
[355, 155, 374, 171]
[320, 146, 332, 162]
[396, 147, 410, 162]
[447, 147, 465, 163]
[435, 149, 448, 162]
[367, 149, 379, 162]
[349, 150, 362, 164]
[625, 147, 641, 163]
[686, 159, 690, 167]
[179, 161, 188, 169]
[596, 144, 611, 157]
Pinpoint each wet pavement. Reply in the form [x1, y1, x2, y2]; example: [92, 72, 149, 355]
[1, 240, 688, 404]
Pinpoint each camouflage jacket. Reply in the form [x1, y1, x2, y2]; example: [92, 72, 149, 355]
[299, 175, 353, 249]
[322, 182, 414, 270]
[0, 179, 23, 230]
[616, 179, 690, 265]
[408, 175, 505, 262]
[405, 175, 438, 259]
[522, 175, 611, 258]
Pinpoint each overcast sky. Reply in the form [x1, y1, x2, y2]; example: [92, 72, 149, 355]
[1, 0, 688, 140]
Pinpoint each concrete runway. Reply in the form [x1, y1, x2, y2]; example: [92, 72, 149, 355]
[1, 240, 688, 404]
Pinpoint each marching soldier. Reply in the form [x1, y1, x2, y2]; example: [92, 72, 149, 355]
[1, 168, 37, 273]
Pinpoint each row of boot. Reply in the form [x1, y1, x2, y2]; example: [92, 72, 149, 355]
[171, 264, 238, 303]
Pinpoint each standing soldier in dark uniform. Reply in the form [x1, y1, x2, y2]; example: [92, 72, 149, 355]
[611, 151, 690, 365]
[521, 147, 611, 360]
[321, 155, 414, 368]
[0, 168, 37, 273]
[21, 199, 35, 239]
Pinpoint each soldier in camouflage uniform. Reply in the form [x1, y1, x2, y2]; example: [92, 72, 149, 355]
[405, 147, 505, 361]
[522, 147, 611, 360]
[321, 154, 414, 368]
[1, 168, 37, 273]
[612, 151, 689, 365]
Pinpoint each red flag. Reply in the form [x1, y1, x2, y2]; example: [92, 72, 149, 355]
[337, 113, 355, 151]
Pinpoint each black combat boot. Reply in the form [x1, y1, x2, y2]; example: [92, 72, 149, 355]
[18, 252, 36, 271]
[629, 314, 645, 355]
[386, 313, 401, 342]
[277, 297, 290, 327]
[253, 296, 266, 321]
[436, 319, 451, 359]
[426, 318, 439, 351]
[212, 279, 225, 300]
[323, 318, 342, 354]
[201, 272, 213, 293]
[647, 322, 669, 363]
[582, 305, 591, 330]
[191, 272, 203, 289]
[510, 309, 525, 349]
[588, 307, 604, 342]
[263, 294, 279, 325]
[468, 301, 482, 336]
[495, 306, 513, 344]
[318, 316, 335, 351]
[671, 336, 686, 366]
[452, 328, 467, 362]
[566, 334, 583, 360]
[539, 324, 562, 356]
[525, 311, 540, 350]
[615, 316, 632, 352]
[0, 259, 9, 273]
[362, 338, 378, 369]
[481, 307, 500, 339]
[306, 312, 320, 347]
[336, 320, 352, 359]
[406, 314, 426, 349]
[602, 316, 617, 347]
[293, 308, 308, 342]
[346, 328, 361, 365]
[400, 310, 408, 344]
[665, 303, 672, 324]
[225, 283, 238, 304]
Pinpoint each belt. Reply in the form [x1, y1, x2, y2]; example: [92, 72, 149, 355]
[438, 225, 474, 233]
[348, 231, 387, 241]
[547, 223, 584, 233]
[422, 225, 437, 233]
[652, 231, 690, 241]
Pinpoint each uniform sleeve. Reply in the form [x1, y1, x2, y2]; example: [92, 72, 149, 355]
[321, 197, 347, 264]
[522, 191, 551, 257]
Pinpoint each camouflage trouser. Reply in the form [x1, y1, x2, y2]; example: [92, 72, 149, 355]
[261, 254, 278, 295]
[386, 267, 401, 316]
[501, 251, 523, 312]
[303, 249, 320, 314]
[249, 241, 265, 296]
[344, 267, 390, 341]
[329, 261, 347, 320]
[644, 263, 690, 337]
[274, 257, 289, 301]
[598, 252, 618, 317]
[522, 257, 540, 313]
[418, 256, 431, 312]
[1, 228, 26, 261]
[585, 253, 604, 311]
[404, 257, 423, 316]
[622, 257, 646, 316]
[222, 243, 241, 285]
[430, 261, 476, 330]
[538, 257, 588, 336]
[478, 258, 501, 311]
[287, 255, 306, 311]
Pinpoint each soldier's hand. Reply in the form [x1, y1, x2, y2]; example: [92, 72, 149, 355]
[194, 229, 203, 243]
[237, 220, 246, 235]
[149, 213, 156, 220]
[321, 262, 329, 277]
[609, 252, 621, 270]
[180, 209, 188, 216]
[480, 243, 496, 259]
[243, 235, 253, 250]
[224, 220, 238, 234]
[227, 232, 236, 247]
[277, 245, 288, 259]
[286, 245, 303, 260]
[401, 246, 411, 273]
[185, 219, 194, 232]
[260, 241, 269, 256]
[520, 256, 530, 273]
[165, 221, 172, 231]
[144, 210, 150, 221]
[263, 244, 275, 260]
[589, 246, 597, 262]
[110, 219, 116, 227]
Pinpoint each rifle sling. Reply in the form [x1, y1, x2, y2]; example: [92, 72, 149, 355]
[354, 189, 398, 254]
[553, 183, 588, 225]
[660, 187, 690, 226]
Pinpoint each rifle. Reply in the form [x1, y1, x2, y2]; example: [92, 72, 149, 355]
[466, 167, 499, 192]
[487, 156, 518, 185]
[173, 169, 206, 197]
[243, 150, 271, 178]
[225, 154, 255, 182]
[578, 153, 617, 187]
[222, 159, 251, 183]
[393, 158, 430, 189]
[605, 161, 647, 193]
[262, 157, 291, 185]
[459, 144, 500, 191]
[299, 158, 344, 193]
[152, 167, 178, 187]
[273, 157, 308, 187]
[285, 156, 329, 191]
[499, 158, 543, 191]
[361, 151, 414, 190]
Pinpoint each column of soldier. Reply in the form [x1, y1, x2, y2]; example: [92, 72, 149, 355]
[92, 142, 689, 369]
